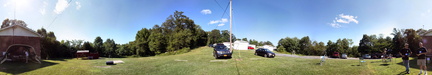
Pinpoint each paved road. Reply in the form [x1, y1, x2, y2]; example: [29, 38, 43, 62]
[275, 53, 359, 60]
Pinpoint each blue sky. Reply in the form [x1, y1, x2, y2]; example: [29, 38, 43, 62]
[1, 0, 432, 46]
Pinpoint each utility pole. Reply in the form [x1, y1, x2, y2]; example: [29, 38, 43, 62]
[229, 0, 233, 52]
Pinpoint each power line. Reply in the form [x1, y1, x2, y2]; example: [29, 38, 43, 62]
[48, 0, 74, 28]
[213, 0, 224, 10]
[221, 2, 230, 18]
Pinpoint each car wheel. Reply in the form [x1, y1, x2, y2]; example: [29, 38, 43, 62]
[215, 55, 218, 59]
[264, 54, 268, 57]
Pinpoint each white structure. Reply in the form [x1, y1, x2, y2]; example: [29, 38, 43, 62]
[263, 45, 276, 51]
[222, 42, 231, 48]
[234, 41, 249, 50]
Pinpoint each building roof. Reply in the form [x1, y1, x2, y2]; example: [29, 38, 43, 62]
[0, 25, 41, 37]
[234, 40, 249, 43]
[77, 50, 90, 53]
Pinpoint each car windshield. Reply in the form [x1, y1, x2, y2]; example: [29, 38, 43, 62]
[263, 49, 271, 52]
[215, 45, 227, 50]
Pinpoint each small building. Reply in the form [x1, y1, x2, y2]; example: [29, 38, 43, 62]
[262, 45, 276, 51]
[421, 30, 432, 56]
[222, 42, 231, 48]
[234, 41, 249, 50]
[0, 25, 41, 63]
[76, 50, 99, 59]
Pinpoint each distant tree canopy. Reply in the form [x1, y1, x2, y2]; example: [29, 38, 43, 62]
[277, 36, 354, 56]
[1, 18, 27, 28]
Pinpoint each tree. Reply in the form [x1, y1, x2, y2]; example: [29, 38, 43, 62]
[135, 28, 151, 56]
[277, 37, 300, 53]
[103, 39, 117, 57]
[277, 46, 286, 52]
[208, 29, 221, 44]
[299, 36, 312, 55]
[94, 36, 104, 55]
[404, 29, 422, 55]
[1, 19, 27, 28]
[242, 38, 248, 41]
[1, 18, 10, 28]
[82, 41, 94, 52]
[149, 25, 167, 54]
[37, 28, 75, 59]
[263, 41, 273, 46]
[219, 30, 231, 42]
[358, 34, 372, 54]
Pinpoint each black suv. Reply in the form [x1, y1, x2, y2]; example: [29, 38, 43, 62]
[255, 48, 275, 58]
[213, 44, 232, 59]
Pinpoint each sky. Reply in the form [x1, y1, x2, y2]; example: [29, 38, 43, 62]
[1, 0, 432, 46]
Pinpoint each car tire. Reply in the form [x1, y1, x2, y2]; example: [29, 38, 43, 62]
[264, 54, 268, 57]
[214, 54, 218, 59]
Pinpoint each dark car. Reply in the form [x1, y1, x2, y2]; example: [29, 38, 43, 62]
[213, 44, 232, 59]
[254, 48, 275, 58]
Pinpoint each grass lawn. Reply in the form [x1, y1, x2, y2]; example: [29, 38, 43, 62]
[0, 47, 429, 75]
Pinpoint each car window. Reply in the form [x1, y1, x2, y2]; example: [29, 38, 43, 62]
[215, 45, 227, 49]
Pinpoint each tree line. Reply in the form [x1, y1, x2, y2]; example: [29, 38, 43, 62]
[276, 28, 428, 57]
[12, 11, 244, 58]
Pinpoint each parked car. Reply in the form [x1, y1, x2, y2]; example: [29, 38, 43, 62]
[208, 44, 214, 47]
[341, 53, 347, 59]
[248, 46, 254, 49]
[254, 48, 275, 58]
[331, 52, 340, 58]
[371, 53, 383, 59]
[364, 54, 371, 59]
[213, 44, 232, 59]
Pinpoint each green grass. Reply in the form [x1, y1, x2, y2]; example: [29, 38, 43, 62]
[0, 47, 429, 75]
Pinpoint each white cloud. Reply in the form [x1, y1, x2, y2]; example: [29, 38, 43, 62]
[421, 9, 432, 17]
[3, 2, 11, 7]
[208, 18, 228, 26]
[338, 14, 359, 24]
[75, 1, 81, 10]
[201, 9, 212, 15]
[329, 21, 341, 28]
[329, 14, 359, 28]
[39, 1, 48, 15]
[54, 0, 70, 14]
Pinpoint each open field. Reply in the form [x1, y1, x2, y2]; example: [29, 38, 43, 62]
[0, 47, 430, 75]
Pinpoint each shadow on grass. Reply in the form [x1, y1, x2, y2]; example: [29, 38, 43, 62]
[396, 58, 432, 71]
[396, 71, 408, 75]
[216, 57, 233, 59]
[0, 61, 58, 74]
[380, 64, 390, 66]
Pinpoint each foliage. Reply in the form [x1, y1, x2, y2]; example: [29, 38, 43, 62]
[93, 36, 104, 55]
[103, 39, 117, 57]
[38, 28, 75, 59]
[1, 18, 27, 28]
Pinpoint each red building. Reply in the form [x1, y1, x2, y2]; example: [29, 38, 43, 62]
[76, 50, 99, 59]
[0, 25, 41, 63]
[421, 31, 432, 57]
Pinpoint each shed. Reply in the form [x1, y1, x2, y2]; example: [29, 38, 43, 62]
[234, 41, 249, 50]
[0, 25, 41, 63]
[263, 45, 276, 51]
[76, 50, 99, 59]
